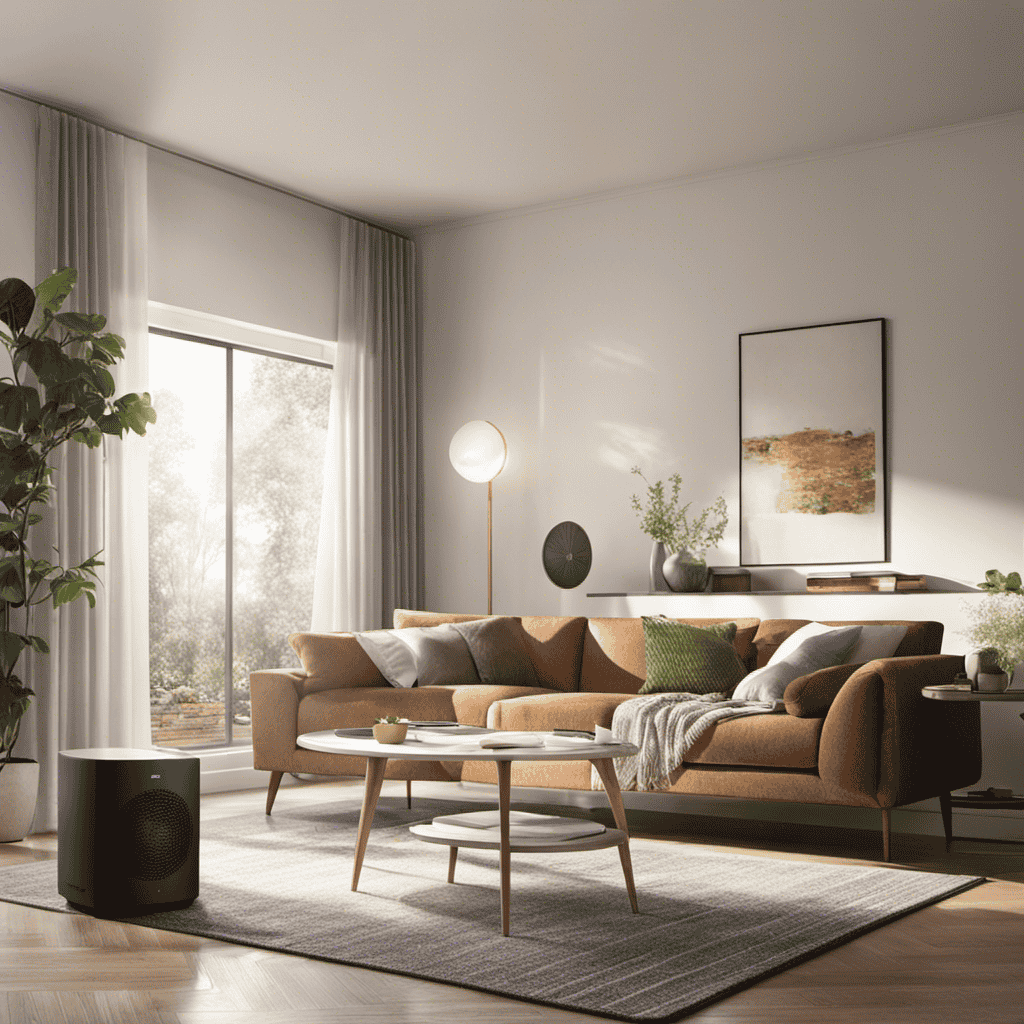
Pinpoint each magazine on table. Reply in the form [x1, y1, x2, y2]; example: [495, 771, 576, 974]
[407, 728, 607, 750]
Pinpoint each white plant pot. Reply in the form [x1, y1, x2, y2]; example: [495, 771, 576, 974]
[0, 759, 40, 843]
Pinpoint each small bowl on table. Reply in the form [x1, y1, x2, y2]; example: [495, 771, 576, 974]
[372, 721, 408, 744]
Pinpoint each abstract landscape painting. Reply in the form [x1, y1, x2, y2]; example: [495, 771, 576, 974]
[739, 319, 886, 566]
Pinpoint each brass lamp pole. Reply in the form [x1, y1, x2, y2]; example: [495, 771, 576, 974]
[449, 420, 507, 614]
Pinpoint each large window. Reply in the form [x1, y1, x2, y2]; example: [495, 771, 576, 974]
[148, 329, 332, 747]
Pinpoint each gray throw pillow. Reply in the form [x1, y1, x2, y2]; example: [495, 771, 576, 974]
[395, 624, 481, 686]
[451, 617, 540, 686]
[732, 625, 863, 702]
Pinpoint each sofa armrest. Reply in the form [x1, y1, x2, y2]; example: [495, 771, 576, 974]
[250, 669, 306, 770]
[817, 654, 981, 806]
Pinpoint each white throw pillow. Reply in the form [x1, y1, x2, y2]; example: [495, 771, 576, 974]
[354, 630, 417, 688]
[733, 625, 862, 702]
[845, 624, 908, 663]
[769, 621, 907, 667]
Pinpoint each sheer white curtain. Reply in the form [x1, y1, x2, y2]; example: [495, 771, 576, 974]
[20, 107, 151, 831]
[311, 216, 421, 632]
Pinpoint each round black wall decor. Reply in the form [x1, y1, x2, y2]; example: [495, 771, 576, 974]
[542, 521, 592, 589]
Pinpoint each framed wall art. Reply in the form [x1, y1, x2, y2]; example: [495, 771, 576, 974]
[739, 318, 887, 566]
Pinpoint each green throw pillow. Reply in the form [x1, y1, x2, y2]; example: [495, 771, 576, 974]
[638, 618, 747, 695]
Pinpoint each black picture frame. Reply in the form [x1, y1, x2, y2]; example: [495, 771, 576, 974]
[739, 318, 887, 567]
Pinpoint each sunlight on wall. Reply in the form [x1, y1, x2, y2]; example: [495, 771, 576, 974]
[596, 421, 668, 473]
[587, 342, 654, 374]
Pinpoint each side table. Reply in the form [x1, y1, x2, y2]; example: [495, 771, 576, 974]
[921, 685, 1024, 844]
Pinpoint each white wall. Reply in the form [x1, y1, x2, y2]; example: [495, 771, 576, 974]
[148, 148, 341, 341]
[0, 92, 37, 284]
[416, 113, 1024, 829]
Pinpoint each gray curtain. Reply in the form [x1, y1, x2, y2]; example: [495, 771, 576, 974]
[21, 107, 151, 831]
[311, 216, 422, 631]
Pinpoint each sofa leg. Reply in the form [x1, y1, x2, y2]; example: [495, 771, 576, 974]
[881, 808, 891, 862]
[266, 770, 284, 815]
[939, 791, 954, 851]
[406, 779, 412, 809]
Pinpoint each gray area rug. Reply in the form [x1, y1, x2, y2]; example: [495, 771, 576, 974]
[0, 796, 985, 1022]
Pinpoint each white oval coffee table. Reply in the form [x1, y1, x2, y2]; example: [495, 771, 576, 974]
[297, 726, 640, 935]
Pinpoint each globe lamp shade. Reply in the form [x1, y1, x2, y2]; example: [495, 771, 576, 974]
[448, 421, 506, 483]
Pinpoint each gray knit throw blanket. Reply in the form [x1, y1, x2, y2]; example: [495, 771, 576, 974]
[592, 692, 781, 792]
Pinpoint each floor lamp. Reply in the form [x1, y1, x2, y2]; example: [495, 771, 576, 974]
[449, 420, 507, 614]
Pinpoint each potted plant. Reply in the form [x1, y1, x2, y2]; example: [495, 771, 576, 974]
[0, 269, 155, 841]
[372, 716, 408, 744]
[630, 467, 728, 592]
[961, 569, 1024, 690]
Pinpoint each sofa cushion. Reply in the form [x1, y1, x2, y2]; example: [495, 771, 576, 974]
[733, 625, 862, 702]
[295, 686, 461, 734]
[580, 617, 760, 694]
[445, 685, 562, 727]
[394, 611, 587, 692]
[451, 617, 541, 686]
[684, 713, 823, 769]
[487, 690, 637, 731]
[638, 618, 747, 695]
[288, 632, 387, 693]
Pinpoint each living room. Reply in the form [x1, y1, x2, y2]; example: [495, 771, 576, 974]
[1, 2, 1023, 1022]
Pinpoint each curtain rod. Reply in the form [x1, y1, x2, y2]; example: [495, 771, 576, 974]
[0, 83, 413, 242]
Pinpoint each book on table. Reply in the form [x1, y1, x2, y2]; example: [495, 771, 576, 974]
[429, 809, 606, 842]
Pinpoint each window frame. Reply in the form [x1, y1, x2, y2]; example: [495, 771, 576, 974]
[148, 303, 333, 750]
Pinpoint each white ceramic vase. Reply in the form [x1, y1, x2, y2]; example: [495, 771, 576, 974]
[663, 553, 710, 592]
[0, 758, 40, 843]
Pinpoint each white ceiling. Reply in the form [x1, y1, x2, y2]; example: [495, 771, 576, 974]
[4, 1, 1023, 231]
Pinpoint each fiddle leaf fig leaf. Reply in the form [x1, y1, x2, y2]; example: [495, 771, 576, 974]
[115, 392, 157, 435]
[0, 631, 27, 671]
[34, 268, 76, 315]
[0, 278, 35, 334]
[55, 311, 106, 335]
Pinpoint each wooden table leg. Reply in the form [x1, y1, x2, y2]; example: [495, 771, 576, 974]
[497, 759, 512, 936]
[447, 846, 458, 884]
[592, 758, 639, 914]
[352, 757, 388, 892]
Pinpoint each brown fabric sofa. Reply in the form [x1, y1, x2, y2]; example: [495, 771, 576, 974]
[249, 612, 982, 860]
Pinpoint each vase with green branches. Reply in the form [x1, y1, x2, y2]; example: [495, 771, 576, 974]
[0, 269, 156, 782]
[630, 468, 728, 591]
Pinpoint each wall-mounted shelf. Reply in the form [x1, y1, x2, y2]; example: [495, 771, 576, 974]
[586, 589, 975, 597]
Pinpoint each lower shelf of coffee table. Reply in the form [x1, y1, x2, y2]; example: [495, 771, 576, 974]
[950, 795, 1024, 811]
[409, 823, 628, 854]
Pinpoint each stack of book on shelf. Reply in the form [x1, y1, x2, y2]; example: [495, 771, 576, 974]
[429, 810, 606, 844]
[805, 571, 928, 593]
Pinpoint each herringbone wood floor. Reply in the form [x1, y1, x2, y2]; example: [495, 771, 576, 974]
[2, 778, 1023, 1024]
